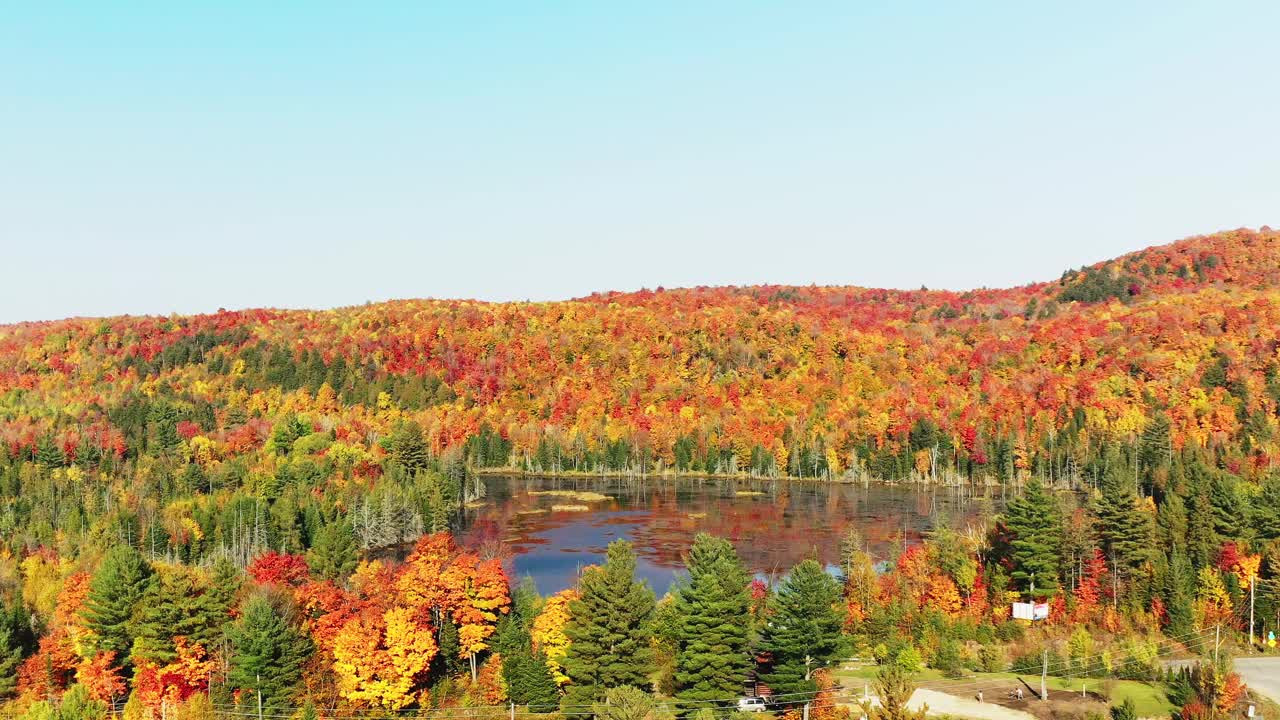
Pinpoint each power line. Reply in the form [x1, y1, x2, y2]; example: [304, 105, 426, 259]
[206, 624, 1224, 718]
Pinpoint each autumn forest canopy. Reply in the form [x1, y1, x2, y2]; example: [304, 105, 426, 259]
[7, 228, 1280, 486]
[2, 228, 1280, 720]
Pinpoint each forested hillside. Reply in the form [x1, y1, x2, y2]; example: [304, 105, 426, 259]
[5, 228, 1280, 490]
[2, 228, 1280, 720]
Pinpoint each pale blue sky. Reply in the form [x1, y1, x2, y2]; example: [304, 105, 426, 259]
[3, 2, 1278, 323]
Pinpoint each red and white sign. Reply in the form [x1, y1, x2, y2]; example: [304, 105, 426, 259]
[1012, 602, 1052, 621]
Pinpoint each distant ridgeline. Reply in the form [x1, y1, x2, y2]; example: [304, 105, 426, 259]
[3, 228, 1280, 543]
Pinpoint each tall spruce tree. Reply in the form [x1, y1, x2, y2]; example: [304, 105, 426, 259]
[1209, 476, 1243, 540]
[305, 519, 358, 582]
[388, 422, 430, 474]
[1255, 476, 1280, 540]
[1094, 470, 1155, 581]
[1137, 413, 1172, 493]
[1156, 491, 1189, 552]
[1163, 546, 1195, 637]
[80, 544, 153, 668]
[1001, 480, 1062, 597]
[1186, 476, 1219, 569]
[227, 594, 311, 711]
[760, 559, 845, 699]
[672, 534, 752, 709]
[206, 556, 243, 614]
[504, 649, 560, 712]
[562, 540, 656, 710]
[0, 616, 22, 698]
[131, 569, 230, 665]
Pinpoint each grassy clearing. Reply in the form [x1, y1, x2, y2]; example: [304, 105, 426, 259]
[831, 667, 1174, 718]
[550, 503, 591, 512]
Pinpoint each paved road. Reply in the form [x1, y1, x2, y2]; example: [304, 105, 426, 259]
[1235, 657, 1280, 704]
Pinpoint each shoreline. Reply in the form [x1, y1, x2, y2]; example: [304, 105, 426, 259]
[469, 465, 1013, 489]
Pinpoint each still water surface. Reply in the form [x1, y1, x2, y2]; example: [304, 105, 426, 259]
[457, 476, 1001, 595]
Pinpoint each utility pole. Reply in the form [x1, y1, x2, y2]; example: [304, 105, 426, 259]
[1250, 575, 1256, 650]
[1039, 648, 1049, 696]
[1214, 623, 1222, 665]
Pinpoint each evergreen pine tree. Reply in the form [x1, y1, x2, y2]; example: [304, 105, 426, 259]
[0, 617, 22, 698]
[1186, 475, 1219, 569]
[299, 700, 318, 720]
[760, 559, 846, 699]
[1137, 413, 1172, 493]
[1255, 476, 1280, 540]
[388, 422, 430, 474]
[861, 665, 927, 720]
[492, 609, 532, 658]
[305, 520, 358, 582]
[672, 534, 752, 709]
[504, 649, 560, 711]
[227, 595, 312, 711]
[592, 686, 655, 720]
[562, 540, 656, 710]
[1163, 547, 1195, 637]
[1209, 476, 1243, 540]
[131, 570, 228, 665]
[1094, 470, 1155, 580]
[1156, 491, 1189, 551]
[435, 617, 464, 677]
[35, 434, 66, 468]
[1110, 698, 1137, 720]
[80, 544, 153, 668]
[58, 684, 106, 720]
[206, 556, 243, 616]
[1001, 480, 1062, 596]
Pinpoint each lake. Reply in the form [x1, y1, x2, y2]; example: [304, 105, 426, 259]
[457, 475, 1002, 595]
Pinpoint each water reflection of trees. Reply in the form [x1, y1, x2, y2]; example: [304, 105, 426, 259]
[459, 476, 997, 592]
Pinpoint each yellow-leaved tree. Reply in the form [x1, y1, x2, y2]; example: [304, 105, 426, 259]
[531, 589, 578, 686]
